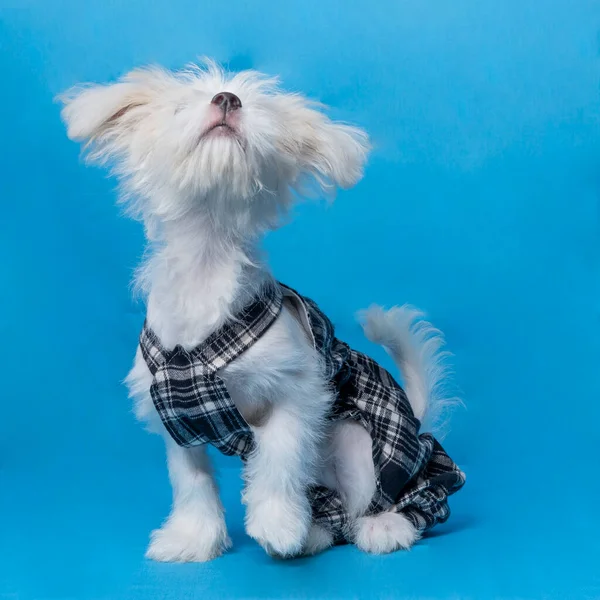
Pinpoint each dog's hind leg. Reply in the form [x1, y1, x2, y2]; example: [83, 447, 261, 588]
[302, 523, 335, 556]
[353, 511, 419, 553]
[323, 420, 419, 553]
[324, 419, 377, 518]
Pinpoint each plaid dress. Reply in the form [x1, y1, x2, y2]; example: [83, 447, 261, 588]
[140, 281, 465, 544]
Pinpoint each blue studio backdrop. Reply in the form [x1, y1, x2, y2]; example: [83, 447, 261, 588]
[1, 1, 599, 599]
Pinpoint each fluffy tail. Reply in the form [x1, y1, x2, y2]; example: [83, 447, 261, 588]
[359, 305, 458, 435]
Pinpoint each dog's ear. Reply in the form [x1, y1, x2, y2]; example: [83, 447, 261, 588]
[58, 68, 170, 155]
[282, 101, 370, 193]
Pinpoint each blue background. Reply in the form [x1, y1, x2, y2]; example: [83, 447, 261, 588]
[2, 1, 600, 598]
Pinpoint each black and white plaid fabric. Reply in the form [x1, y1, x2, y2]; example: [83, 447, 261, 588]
[140, 281, 465, 544]
[140, 282, 283, 457]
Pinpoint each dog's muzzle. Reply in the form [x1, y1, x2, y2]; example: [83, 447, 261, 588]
[211, 92, 242, 113]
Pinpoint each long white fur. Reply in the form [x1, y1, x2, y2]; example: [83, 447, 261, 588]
[360, 305, 457, 435]
[60, 59, 453, 562]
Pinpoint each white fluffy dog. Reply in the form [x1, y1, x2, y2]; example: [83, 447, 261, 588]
[60, 60, 457, 562]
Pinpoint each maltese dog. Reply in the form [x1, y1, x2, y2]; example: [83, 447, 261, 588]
[60, 60, 464, 562]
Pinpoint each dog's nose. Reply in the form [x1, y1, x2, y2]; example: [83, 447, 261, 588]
[210, 92, 242, 112]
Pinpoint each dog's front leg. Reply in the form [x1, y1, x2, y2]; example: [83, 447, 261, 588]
[145, 436, 231, 562]
[242, 382, 330, 557]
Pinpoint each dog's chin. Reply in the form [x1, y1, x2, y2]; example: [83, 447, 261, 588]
[200, 122, 241, 145]
[183, 135, 258, 200]
[204, 123, 237, 139]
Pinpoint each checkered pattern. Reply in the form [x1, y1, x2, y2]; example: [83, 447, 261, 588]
[140, 282, 283, 456]
[140, 281, 465, 544]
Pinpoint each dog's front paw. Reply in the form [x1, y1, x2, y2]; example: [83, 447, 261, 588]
[146, 513, 231, 562]
[354, 511, 420, 554]
[245, 495, 311, 558]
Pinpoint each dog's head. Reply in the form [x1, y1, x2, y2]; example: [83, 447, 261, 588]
[60, 60, 370, 234]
